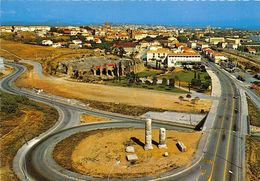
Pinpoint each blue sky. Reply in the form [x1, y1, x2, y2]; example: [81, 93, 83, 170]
[1, 0, 260, 29]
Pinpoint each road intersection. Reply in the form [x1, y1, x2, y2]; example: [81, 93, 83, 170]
[1, 61, 255, 181]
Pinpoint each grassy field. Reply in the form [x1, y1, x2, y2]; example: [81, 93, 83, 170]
[0, 91, 58, 181]
[0, 39, 92, 67]
[158, 69, 209, 83]
[136, 68, 164, 77]
[247, 98, 260, 127]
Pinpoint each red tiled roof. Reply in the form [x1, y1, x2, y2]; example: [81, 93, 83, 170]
[113, 42, 136, 48]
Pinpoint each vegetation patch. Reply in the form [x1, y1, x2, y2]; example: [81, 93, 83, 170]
[246, 136, 260, 181]
[247, 98, 260, 127]
[0, 91, 58, 181]
[81, 99, 165, 116]
[80, 114, 111, 123]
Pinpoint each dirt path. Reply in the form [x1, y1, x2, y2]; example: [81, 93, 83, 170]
[16, 63, 211, 113]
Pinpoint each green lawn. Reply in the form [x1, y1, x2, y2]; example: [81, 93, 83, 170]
[158, 70, 209, 82]
[136, 69, 164, 78]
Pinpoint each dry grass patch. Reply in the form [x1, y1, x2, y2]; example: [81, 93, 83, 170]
[0, 66, 14, 80]
[246, 136, 260, 181]
[80, 114, 111, 123]
[0, 91, 58, 181]
[53, 128, 202, 179]
[247, 98, 260, 127]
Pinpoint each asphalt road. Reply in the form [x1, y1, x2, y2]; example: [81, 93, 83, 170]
[1, 62, 250, 181]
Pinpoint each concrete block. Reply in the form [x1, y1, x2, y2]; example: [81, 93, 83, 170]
[125, 146, 135, 153]
[176, 141, 187, 152]
[126, 154, 138, 161]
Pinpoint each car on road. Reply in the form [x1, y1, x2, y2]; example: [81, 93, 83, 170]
[237, 75, 245, 82]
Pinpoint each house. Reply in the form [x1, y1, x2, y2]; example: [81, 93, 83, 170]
[211, 53, 228, 64]
[69, 44, 82, 49]
[226, 38, 241, 45]
[146, 47, 171, 68]
[167, 52, 201, 67]
[72, 40, 82, 45]
[94, 38, 102, 44]
[52, 42, 67, 48]
[227, 43, 238, 50]
[112, 42, 137, 57]
[134, 32, 148, 40]
[209, 37, 225, 45]
[196, 42, 209, 50]
[187, 41, 197, 49]
[42, 40, 53, 46]
[246, 47, 257, 54]
[84, 43, 92, 48]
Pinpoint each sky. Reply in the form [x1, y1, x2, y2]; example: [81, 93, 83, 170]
[1, 0, 260, 29]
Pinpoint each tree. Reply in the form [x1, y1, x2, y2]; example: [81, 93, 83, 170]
[186, 94, 192, 99]
[194, 71, 197, 79]
[50, 27, 58, 32]
[198, 73, 201, 80]
[169, 78, 175, 88]
[177, 35, 188, 43]
[152, 76, 157, 85]
[162, 78, 167, 86]
[119, 47, 126, 58]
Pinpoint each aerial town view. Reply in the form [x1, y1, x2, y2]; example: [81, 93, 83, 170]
[0, 1, 259, 181]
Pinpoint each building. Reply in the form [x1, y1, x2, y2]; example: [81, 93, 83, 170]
[211, 53, 228, 64]
[246, 47, 257, 54]
[112, 42, 137, 57]
[167, 52, 201, 67]
[209, 37, 225, 45]
[227, 43, 238, 50]
[196, 42, 209, 50]
[42, 40, 53, 46]
[72, 40, 82, 45]
[226, 38, 241, 45]
[146, 47, 171, 68]
[187, 41, 197, 49]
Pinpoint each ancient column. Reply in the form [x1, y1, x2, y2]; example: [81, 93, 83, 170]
[93, 69, 96, 76]
[144, 119, 153, 150]
[158, 128, 167, 149]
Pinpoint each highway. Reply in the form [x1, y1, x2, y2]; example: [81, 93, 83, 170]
[1, 62, 251, 181]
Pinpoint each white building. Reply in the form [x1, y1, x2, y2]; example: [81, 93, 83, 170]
[196, 42, 209, 50]
[42, 40, 53, 46]
[72, 39, 82, 45]
[146, 47, 171, 68]
[209, 37, 225, 45]
[167, 52, 201, 67]
[227, 43, 238, 49]
[187, 41, 197, 49]
[211, 53, 228, 64]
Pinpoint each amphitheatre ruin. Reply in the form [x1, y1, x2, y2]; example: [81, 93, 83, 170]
[48, 55, 144, 80]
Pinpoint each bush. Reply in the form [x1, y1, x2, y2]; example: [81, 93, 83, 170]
[191, 78, 202, 87]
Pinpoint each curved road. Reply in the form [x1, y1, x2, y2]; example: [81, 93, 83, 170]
[0, 62, 251, 181]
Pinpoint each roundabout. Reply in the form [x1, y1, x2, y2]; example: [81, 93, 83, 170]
[54, 127, 201, 179]
[27, 121, 199, 181]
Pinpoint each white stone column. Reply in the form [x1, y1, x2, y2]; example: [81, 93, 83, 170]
[158, 128, 167, 149]
[144, 119, 153, 150]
